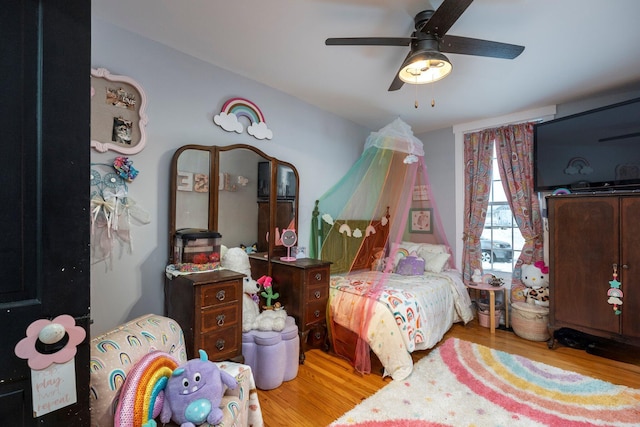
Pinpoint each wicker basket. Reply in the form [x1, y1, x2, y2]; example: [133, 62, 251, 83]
[477, 308, 503, 328]
[475, 299, 504, 328]
[511, 302, 550, 341]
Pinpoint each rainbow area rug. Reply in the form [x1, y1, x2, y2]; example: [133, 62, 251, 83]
[330, 338, 640, 426]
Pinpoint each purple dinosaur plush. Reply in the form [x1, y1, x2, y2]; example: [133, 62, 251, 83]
[160, 349, 238, 427]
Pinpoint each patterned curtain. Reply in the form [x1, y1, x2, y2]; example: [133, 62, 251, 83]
[462, 131, 493, 284]
[493, 122, 544, 284]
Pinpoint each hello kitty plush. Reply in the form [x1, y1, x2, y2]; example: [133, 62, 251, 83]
[521, 261, 549, 307]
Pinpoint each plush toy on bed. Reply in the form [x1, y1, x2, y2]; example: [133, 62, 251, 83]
[160, 349, 237, 427]
[521, 261, 550, 307]
[221, 247, 261, 332]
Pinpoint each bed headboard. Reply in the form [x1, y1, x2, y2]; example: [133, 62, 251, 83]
[314, 206, 390, 274]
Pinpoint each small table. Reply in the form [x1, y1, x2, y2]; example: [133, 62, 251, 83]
[466, 282, 509, 334]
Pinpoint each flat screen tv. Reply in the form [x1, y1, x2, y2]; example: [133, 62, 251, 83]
[534, 97, 640, 192]
[257, 162, 297, 200]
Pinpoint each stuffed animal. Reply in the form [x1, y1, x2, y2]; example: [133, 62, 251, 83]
[471, 268, 482, 283]
[254, 275, 287, 331]
[521, 261, 550, 307]
[370, 249, 385, 271]
[160, 349, 237, 427]
[221, 247, 261, 332]
[240, 243, 257, 254]
[255, 303, 287, 331]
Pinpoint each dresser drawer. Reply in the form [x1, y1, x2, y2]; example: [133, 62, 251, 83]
[200, 282, 239, 308]
[197, 326, 239, 361]
[305, 299, 327, 326]
[306, 283, 329, 303]
[305, 323, 327, 349]
[306, 267, 329, 286]
[200, 304, 239, 333]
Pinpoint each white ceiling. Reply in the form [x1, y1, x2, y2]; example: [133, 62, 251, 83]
[92, 0, 640, 134]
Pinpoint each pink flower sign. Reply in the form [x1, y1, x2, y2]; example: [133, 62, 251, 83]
[14, 314, 86, 370]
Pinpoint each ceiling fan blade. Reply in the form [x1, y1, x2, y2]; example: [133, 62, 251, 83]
[388, 51, 411, 91]
[325, 37, 412, 47]
[388, 73, 405, 92]
[440, 35, 524, 59]
[421, 0, 474, 36]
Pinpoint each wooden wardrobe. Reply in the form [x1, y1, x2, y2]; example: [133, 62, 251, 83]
[547, 194, 640, 346]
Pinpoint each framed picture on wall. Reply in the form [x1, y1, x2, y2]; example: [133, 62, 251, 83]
[409, 208, 433, 234]
[91, 68, 148, 154]
[412, 185, 429, 201]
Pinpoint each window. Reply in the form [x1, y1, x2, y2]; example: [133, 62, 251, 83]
[481, 145, 524, 274]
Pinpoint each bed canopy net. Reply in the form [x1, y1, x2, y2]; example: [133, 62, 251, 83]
[309, 118, 454, 375]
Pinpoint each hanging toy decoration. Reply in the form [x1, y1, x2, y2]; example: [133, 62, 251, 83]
[112, 156, 139, 182]
[90, 157, 149, 269]
[606, 264, 623, 315]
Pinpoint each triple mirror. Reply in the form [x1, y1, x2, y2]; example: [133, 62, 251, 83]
[169, 144, 299, 263]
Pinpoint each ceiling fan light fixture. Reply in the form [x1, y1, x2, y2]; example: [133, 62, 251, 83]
[398, 50, 452, 84]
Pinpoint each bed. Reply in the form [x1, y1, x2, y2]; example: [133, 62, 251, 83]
[313, 210, 473, 380]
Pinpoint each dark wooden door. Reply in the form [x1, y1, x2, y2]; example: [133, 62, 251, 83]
[0, 1, 91, 425]
[549, 196, 620, 335]
[621, 196, 640, 339]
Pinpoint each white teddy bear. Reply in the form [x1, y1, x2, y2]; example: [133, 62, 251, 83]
[521, 261, 550, 307]
[221, 247, 261, 332]
[221, 247, 288, 332]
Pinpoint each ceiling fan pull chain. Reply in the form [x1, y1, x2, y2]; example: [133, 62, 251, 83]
[414, 76, 419, 109]
[430, 75, 435, 108]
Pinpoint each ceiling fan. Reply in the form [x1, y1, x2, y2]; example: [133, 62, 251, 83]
[325, 0, 525, 91]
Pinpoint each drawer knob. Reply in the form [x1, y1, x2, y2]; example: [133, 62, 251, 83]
[314, 331, 322, 340]
[216, 290, 226, 301]
[314, 290, 321, 299]
[314, 310, 321, 318]
[216, 339, 225, 351]
[216, 314, 226, 326]
[314, 273, 322, 281]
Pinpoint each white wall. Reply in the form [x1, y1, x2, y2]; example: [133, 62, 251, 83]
[414, 127, 457, 258]
[90, 18, 369, 336]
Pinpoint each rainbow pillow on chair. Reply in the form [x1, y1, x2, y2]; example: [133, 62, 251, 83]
[114, 351, 179, 427]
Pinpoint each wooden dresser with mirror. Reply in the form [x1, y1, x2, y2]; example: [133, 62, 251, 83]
[166, 143, 329, 362]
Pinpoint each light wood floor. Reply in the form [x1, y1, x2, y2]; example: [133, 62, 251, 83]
[257, 320, 640, 427]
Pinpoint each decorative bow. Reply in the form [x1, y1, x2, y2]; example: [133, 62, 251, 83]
[90, 194, 116, 235]
[534, 260, 549, 274]
[103, 187, 128, 230]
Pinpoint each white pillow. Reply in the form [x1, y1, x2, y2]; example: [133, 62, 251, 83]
[389, 247, 412, 269]
[422, 252, 451, 273]
[390, 241, 420, 255]
[390, 242, 451, 270]
[416, 243, 448, 255]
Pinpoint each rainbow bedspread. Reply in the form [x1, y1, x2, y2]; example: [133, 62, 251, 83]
[329, 270, 473, 380]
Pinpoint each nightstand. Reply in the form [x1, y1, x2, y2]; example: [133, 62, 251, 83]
[250, 255, 331, 363]
[165, 269, 245, 361]
[466, 281, 510, 334]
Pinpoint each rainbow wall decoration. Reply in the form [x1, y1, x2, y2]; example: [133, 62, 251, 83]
[213, 97, 273, 140]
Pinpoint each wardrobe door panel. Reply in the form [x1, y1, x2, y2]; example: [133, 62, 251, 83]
[550, 197, 620, 334]
[621, 197, 640, 339]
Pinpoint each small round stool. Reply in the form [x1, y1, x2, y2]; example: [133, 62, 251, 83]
[242, 316, 299, 390]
